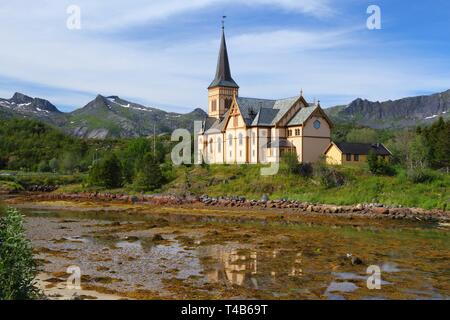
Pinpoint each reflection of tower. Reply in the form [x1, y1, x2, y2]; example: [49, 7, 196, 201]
[203, 247, 257, 287]
[289, 252, 303, 277]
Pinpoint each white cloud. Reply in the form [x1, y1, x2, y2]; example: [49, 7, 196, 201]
[0, 1, 449, 112]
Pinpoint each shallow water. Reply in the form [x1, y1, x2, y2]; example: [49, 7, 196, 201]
[20, 209, 450, 300]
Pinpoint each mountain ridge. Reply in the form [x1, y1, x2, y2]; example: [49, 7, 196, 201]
[1, 89, 449, 138]
[0, 92, 207, 138]
[326, 89, 450, 128]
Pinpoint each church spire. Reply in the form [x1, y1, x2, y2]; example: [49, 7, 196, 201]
[208, 20, 239, 89]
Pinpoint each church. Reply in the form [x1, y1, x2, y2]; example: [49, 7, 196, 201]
[197, 27, 333, 164]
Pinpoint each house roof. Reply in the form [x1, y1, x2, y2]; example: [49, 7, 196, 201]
[333, 142, 392, 156]
[208, 29, 239, 89]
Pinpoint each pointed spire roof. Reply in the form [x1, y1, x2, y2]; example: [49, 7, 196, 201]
[208, 28, 239, 89]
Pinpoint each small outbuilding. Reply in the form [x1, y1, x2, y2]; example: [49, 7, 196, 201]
[324, 142, 392, 165]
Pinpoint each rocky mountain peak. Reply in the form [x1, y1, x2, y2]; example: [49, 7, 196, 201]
[11, 92, 34, 104]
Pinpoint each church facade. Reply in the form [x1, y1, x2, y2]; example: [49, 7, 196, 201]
[197, 28, 333, 164]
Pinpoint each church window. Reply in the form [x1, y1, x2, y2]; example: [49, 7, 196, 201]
[252, 132, 256, 144]
[218, 137, 222, 153]
[211, 100, 217, 112]
[228, 134, 233, 146]
[314, 120, 321, 129]
[209, 139, 213, 153]
[238, 133, 243, 145]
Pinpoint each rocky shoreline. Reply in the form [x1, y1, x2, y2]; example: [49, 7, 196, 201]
[21, 192, 450, 222]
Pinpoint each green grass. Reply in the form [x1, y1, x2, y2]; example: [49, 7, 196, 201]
[163, 164, 449, 210]
[0, 171, 86, 188]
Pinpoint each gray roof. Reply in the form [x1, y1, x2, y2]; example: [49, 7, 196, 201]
[335, 142, 392, 156]
[235, 96, 302, 126]
[201, 95, 314, 133]
[287, 105, 318, 126]
[266, 138, 295, 148]
[208, 30, 239, 89]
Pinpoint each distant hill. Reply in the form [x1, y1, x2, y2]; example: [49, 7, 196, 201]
[0, 93, 207, 138]
[0, 92, 66, 126]
[326, 89, 450, 128]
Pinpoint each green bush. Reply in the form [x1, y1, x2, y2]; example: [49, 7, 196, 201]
[88, 154, 123, 189]
[407, 168, 437, 184]
[367, 151, 396, 176]
[313, 161, 345, 188]
[281, 153, 313, 177]
[132, 153, 165, 192]
[0, 208, 41, 300]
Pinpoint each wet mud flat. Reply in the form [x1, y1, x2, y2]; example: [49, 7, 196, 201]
[22, 208, 450, 300]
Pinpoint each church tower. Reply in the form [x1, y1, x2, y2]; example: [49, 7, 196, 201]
[208, 25, 239, 119]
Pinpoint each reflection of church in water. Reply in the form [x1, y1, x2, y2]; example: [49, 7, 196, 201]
[203, 248, 303, 287]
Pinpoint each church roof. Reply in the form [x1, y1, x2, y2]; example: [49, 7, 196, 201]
[200, 95, 325, 133]
[208, 29, 239, 89]
[235, 96, 303, 126]
[287, 104, 318, 126]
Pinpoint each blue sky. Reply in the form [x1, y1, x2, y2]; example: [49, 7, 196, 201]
[0, 0, 449, 113]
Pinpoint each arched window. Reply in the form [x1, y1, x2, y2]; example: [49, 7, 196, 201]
[225, 98, 232, 109]
[238, 133, 243, 145]
[217, 137, 222, 153]
[228, 134, 233, 146]
[252, 132, 256, 145]
[209, 138, 213, 153]
[211, 100, 217, 112]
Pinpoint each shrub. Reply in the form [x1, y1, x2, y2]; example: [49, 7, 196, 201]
[132, 153, 165, 192]
[313, 161, 345, 188]
[88, 153, 123, 189]
[282, 153, 313, 177]
[0, 208, 41, 300]
[367, 151, 396, 176]
[407, 168, 437, 184]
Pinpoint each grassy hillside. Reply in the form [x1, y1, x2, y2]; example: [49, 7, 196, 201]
[163, 164, 449, 210]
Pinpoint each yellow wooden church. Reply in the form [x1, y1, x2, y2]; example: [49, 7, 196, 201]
[197, 27, 334, 164]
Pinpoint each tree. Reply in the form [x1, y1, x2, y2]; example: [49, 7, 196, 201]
[367, 150, 395, 176]
[88, 153, 123, 189]
[48, 158, 59, 173]
[0, 208, 41, 300]
[408, 134, 429, 169]
[133, 153, 165, 192]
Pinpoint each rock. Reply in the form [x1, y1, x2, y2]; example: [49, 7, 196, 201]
[124, 236, 139, 242]
[351, 256, 363, 265]
[355, 204, 364, 211]
[372, 207, 389, 215]
[152, 234, 164, 242]
[130, 195, 139, 204]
